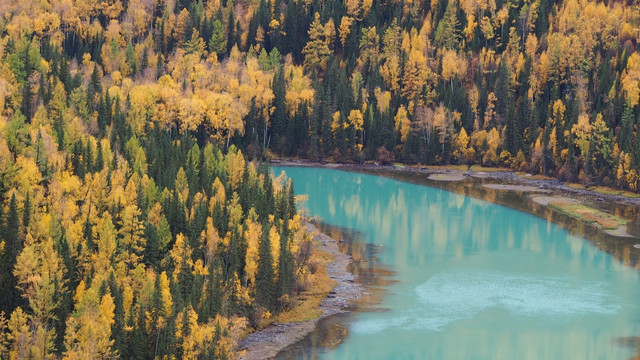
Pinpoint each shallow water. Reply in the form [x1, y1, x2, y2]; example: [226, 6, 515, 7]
[273, 166, 640, 360]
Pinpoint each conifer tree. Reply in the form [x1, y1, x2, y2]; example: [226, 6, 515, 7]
[276, 219, 294, 300]
[619, 103, 634, 153]
[209, 20, 228, 56]
[0, 194, 22, 315]
[227, 9, 236, 55]
[270, 66, 287, 152]
[256, 220, 275, 309]
[435, 0, 461, 49]
[22, 192, 30, 230]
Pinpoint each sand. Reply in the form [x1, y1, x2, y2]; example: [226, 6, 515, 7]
[428, 173, 466, 181]
[531, 196, 578, 206]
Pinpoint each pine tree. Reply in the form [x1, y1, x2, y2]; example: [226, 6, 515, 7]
[156, 52, 163, 79]
[202, 258, 222, 319]
[84, 138, 94, 173]
[96, 141, 104, 171]
[276, 219, 294, 299]
[150, 273, 165, 358]
[21, 79, 33, 123]
[126, 42, 137, 76]
[495, 62, 511, 124]
[270, 66, 287, 153]
[53, 226, 75, 354]
[633, 131, 640, 169]
[0, 194, 22, 315]
[256, 220, 275, 309]
[19, 42, 33, 122]
[108, 273, 126, 358]
[434, 0, 461, 49]
[226, 9, 236, 55]
[0, 201, 3, 249]
[22, 194, 31, 233]
[209, 20, 227, 56]
[89, 64, 102, 100]
[618, 103, 634, 153]
[84, 214, 95, 252]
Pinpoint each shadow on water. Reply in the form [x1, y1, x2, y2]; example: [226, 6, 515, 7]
[275, 313, 353, 360]
[275, 222, 395, 359]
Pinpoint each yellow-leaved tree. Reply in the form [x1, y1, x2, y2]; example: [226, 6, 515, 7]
[395, 105, 411, 144]
[622, 52, 640, 107]
[64, 294, 115, 359]
[244, 209, 262, 287]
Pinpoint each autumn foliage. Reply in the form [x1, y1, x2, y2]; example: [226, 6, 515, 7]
[1, 0, 640, 355]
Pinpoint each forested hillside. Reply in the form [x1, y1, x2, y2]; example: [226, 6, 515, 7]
[0, 131, 312, 357]
[0, 0, 639, 356]
[1, 0, 639, 192]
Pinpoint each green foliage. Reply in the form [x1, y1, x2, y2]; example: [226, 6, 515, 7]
[209, 20, 228, 56]
[3, 0, 640, 354]
[0, 195, 22, 316]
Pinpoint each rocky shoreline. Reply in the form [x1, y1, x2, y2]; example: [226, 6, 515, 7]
[245, 161, 639, 359]
[237, 223, 364, 360]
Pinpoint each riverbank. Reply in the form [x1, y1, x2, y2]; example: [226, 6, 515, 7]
[273, 160, 640, 240]
[273, 160, 640, 207]
[237, 223, 364, 360]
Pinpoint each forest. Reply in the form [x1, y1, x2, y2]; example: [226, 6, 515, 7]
[0, 0, 640, 357]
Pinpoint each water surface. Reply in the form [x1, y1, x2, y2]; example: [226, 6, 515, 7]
[273, 166, 640, 360]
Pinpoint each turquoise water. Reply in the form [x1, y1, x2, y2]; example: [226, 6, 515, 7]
[273, 166, 640, 360]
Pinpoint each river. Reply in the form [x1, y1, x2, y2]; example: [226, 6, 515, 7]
[272, 166, 640, 359]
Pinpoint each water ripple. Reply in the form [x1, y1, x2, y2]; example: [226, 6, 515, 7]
[352, 271, 620, 335]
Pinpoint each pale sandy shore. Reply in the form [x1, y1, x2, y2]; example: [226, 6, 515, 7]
[531, 196, 632, 237]
[428, 173, 466, 181]
[531, 196, 577, 206]
[238, 223, 364, 359]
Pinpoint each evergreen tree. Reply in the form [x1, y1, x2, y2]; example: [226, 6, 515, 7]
[495, 62, 511, 124]
[618, 103, 634, 153]
[209, 20, 228, 56]
[276, 219, 294, 299]
[0, 194, 22, 315]
[54, 226, 75, 353]
[83, 213, 95, 252]
[126, 42, 137, 76]
[270, 66, 287, 152]
[434, 0, 460, 49]
[109, 273, 127, 358]
[0, 201, 3, 249]
[150, 273, 166, 358]
[22, 192, 30, 230]
[89, 64, 102, 100]
[256, 220, 275, 309]
[227, 9, 236, 55]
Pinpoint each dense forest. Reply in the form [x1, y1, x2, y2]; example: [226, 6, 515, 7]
[1, 0, 639, 191]
[0, 133, 311, 357]
[0, 0, 640, 357]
